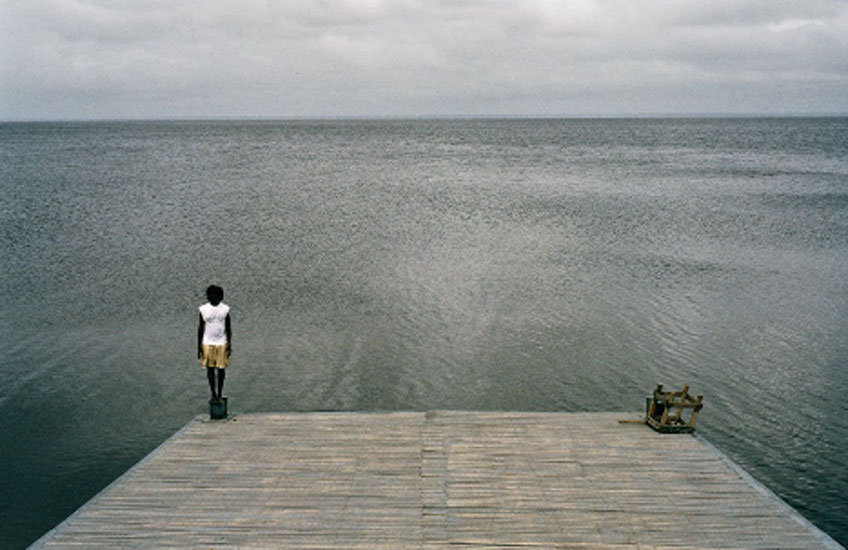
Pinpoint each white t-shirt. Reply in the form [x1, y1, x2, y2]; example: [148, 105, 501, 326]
[199, 302, 230, 346]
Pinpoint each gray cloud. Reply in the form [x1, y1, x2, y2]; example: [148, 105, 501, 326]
[2, 0, 847, 119]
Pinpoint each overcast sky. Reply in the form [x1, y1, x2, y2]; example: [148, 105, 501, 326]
[2, 0, 847, 120]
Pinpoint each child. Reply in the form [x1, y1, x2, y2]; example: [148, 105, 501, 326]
[197, 285, 232, 403]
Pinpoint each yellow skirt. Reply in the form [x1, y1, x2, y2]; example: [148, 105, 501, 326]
[201, 344, 230, 369]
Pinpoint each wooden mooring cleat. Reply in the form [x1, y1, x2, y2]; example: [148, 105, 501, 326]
[646, 383, 703, 433]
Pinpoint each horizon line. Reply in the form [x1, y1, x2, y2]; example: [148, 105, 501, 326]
[3, 112, 847, 123]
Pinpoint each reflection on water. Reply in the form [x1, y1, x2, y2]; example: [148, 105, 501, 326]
[1, 118, 846, 547]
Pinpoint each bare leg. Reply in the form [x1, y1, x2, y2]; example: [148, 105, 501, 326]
[217, 369, 226, 400]
[206, 367, 217, 401]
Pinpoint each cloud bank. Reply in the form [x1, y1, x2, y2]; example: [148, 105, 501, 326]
[2, 0, 847, 119]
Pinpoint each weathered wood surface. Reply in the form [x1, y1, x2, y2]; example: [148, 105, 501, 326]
[31, 411, 843, 549]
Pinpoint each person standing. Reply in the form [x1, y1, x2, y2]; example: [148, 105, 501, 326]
[197, 285, 231, 403]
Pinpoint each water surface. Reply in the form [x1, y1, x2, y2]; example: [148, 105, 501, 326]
[1, 118, 846, 547]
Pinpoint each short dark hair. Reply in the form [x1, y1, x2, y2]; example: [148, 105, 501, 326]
[206, 285, 224, 303]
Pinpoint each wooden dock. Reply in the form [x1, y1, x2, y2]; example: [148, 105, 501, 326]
[31, 411, 843, 549]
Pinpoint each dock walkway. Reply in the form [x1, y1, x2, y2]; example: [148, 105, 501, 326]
[31, 411, 843, 549]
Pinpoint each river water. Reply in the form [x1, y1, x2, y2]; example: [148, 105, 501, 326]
[1, 118, 846, 547]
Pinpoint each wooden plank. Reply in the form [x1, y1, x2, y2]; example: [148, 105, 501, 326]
[30, 411, 844, 549]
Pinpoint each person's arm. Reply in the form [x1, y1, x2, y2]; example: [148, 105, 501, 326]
[225, 313, 232, 357]
[197, 313, 205, 359]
